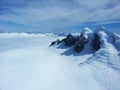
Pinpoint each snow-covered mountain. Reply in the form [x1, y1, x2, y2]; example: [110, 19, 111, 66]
[50, 26, 120, 90]
[0, 26, 120, 90]
[50, 26, 120, 52]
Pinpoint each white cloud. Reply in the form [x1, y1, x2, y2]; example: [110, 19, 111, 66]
[0, 0, 120, 32]
[75, 0, 109, 10]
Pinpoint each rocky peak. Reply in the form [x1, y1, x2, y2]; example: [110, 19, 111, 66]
[50, 26, 119, 53]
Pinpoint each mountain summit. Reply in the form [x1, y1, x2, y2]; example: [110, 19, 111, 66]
[50, 26, 120, 53]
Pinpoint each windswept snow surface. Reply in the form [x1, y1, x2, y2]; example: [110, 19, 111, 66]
[0, 33, 120, 90]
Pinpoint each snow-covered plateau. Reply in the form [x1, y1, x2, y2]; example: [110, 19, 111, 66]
[0, 28, 120, 90]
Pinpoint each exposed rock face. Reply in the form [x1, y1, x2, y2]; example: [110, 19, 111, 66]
[74, 32, 89, 52]
[92, 33, 101, 51]
[74, 37, 89, 52]
[49, 39, 61, 46]
[63, 34, 77, 46]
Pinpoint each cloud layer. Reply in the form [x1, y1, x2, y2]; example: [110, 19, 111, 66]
[0, 0, 120, 32]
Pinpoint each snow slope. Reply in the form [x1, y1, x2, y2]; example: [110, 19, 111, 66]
[83, 41, 120, 90]
[0, 32, 120, 90]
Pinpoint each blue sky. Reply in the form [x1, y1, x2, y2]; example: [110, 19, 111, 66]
[0, 0, 120, 33]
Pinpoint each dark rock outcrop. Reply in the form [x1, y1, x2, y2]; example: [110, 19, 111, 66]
[49, 39, 61, 46]
[92, 33, 101, 51]
[74, 33, 89, 52]
[50, 32, 101, 52]
[63, 34, 77, 46]
[50, 32, 90, 52]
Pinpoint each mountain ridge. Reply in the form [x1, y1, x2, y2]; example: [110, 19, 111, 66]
[50, 26, 120, 53]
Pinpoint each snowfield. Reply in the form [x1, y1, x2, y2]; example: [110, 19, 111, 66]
[0, 33, 120, 90]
